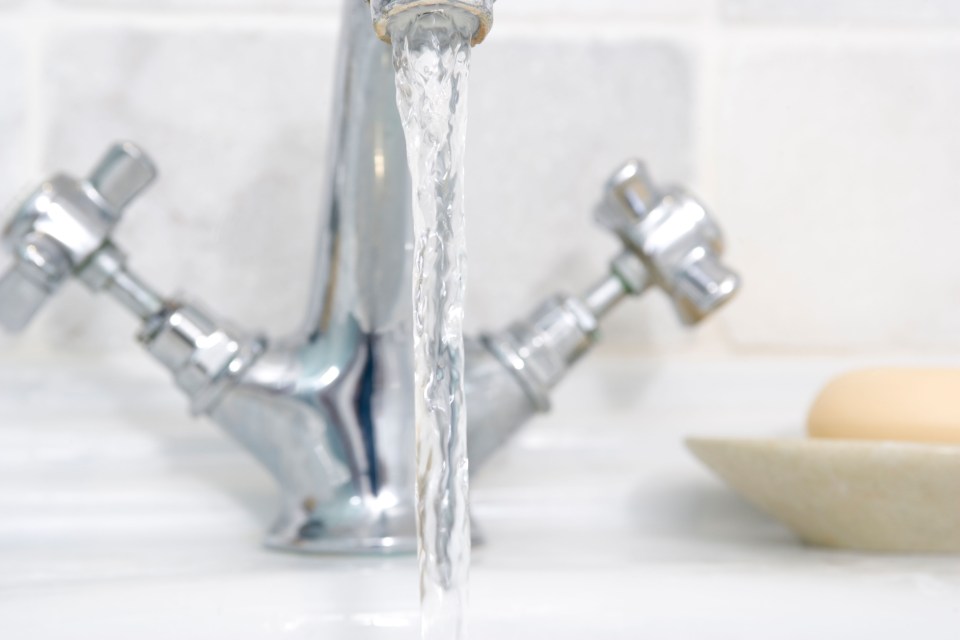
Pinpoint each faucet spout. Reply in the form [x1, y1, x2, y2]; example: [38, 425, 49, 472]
[217, 0, 421, 551]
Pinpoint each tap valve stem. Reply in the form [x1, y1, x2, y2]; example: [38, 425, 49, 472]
[580, 250, 655, 321]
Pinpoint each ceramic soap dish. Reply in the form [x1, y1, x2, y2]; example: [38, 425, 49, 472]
[687, 437, 960, 553]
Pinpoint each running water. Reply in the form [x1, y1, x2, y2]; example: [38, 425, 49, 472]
[390, 10, 475, 640]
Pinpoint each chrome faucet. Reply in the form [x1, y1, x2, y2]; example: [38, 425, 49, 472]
[0, 0, 740, 553]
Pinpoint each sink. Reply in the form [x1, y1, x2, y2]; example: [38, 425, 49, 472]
[1, 357, 959, 638]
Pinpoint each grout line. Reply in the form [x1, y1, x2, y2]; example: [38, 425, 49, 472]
[22, 2, 49, 179]
[10, 4, 960, 44]
[29, 6, 343, 30]
[691, 0, 732, 354]
[45, 17, 342, 33]
[490, 20, 960, 47]
[692, 4, 720, 198]
[720, 22, 960, 47]
[581, 346, 960, 365]
[487, 21, 700, 44]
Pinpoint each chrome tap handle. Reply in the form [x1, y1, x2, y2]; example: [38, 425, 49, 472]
[1, 140, 257, 414]
[0, 235, 71, 331]
[0, 142, 158, 332]
[482, 158, 742, 418]
[87, 142, 157, 215]
[594, 159, 740, 325]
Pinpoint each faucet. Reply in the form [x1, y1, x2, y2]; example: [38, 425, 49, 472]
[0, 0, 740, 553]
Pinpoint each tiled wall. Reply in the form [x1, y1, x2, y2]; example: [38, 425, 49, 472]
[2, 0, 960, 361]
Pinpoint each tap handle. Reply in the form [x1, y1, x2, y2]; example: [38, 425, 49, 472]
[595, 159, 740, 325]
[0, 270, 45, 332]
[0, 235, 71, 331]
[87, 142, 157, 215]
[673, 249, 740, 325]
[0, 142, 157, 332]
[0, 228, 74, 333]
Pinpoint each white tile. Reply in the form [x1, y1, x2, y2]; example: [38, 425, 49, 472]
[0, 29, 25, 205]
[715, 41, 960, 352]
[0, 29, 30, 357]
[722, 0, 960, 25]
[464, 35, 713, 355]
[35, 26, 337, 354]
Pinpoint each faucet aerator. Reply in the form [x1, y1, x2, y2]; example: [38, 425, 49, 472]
[369, 0, 494, 45]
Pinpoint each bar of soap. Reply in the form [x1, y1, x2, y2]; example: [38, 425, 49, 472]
[808, 368, 960, 443]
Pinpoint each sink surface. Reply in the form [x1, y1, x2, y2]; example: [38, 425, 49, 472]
[1, 356, 959, 638]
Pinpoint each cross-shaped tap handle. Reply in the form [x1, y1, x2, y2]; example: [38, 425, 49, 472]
[592, 159, 741, 325]
[481, 159, 743, 413]
[0, 142, 157, 332]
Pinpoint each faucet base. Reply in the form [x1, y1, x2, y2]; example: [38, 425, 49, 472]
[262, 503, 485, 554]
[265, 528, 419, 555]
[263, 500, 420, 555]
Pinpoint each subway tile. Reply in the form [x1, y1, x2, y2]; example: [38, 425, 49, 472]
[0, 29, 25, 202]
[464, 35, 712, 355]
[715, 41, 960, 352]
[722, 0, 960, 26]
[36, 26, 337, 354]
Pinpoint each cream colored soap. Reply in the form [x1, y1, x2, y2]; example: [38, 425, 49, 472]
[808, 368, 960, 443]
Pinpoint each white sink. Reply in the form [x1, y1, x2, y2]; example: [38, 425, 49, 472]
[1, 357, 959, 638]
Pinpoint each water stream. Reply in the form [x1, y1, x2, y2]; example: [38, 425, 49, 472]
[390, 10, 476, 640]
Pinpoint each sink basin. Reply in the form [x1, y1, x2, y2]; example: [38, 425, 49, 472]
[1, 357, 959, 638]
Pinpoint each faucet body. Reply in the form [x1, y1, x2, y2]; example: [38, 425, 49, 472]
[0, 0, 739, 553]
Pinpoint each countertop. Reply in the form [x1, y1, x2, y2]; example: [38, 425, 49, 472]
[1, 355, 958, 638]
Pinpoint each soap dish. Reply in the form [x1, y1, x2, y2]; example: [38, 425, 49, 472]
[687, 437, 960, 553]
